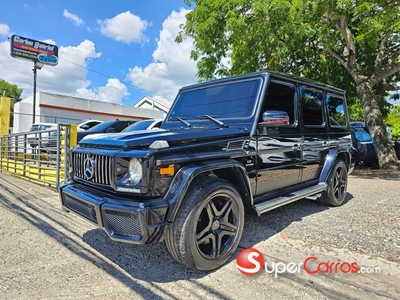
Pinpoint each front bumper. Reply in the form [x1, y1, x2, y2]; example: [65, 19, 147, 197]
[60, 183, 169, 244]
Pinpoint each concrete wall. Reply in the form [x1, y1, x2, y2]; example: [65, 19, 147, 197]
[13, 101, 36, 133]
[13, 92, 165, 133]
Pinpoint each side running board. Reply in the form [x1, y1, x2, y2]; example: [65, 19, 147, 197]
[253, 182, 328, 216]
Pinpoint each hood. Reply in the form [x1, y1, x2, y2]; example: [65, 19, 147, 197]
[78, 127, 249, 149]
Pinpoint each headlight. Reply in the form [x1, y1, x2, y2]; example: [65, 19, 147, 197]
[128, 158, 142, 185]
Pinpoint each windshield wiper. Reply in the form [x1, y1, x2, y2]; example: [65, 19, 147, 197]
[170, 117, 192, 127]
[195, 115, 228, 128]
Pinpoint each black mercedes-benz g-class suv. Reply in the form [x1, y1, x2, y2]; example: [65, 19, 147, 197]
[60, 71, 354, 271]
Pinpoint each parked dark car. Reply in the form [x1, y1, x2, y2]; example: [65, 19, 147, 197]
[60, 71, 354, 271]
[121, 119, 163, 132]
[77, 119, 136, 143]
[349, 121, 365, 130]
[351, 127, 400, 166]
[45, 119, 135, 154]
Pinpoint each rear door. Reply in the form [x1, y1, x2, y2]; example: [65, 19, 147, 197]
[299, 86, 329, 183]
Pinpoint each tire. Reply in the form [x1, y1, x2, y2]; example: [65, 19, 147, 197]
[165, 177, 244, 271]
[318, 159, 348, 206]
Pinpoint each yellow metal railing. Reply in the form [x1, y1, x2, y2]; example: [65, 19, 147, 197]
[0, 124, 77, 190]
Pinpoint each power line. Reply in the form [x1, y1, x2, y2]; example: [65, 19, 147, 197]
[1, 34, 172, 101]
[59, 57, 162, 98]
[0, 33, 10, 39]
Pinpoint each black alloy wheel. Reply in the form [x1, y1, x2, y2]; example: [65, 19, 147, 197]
[165, 177, 244, 271]
[319, 159, 348, 206]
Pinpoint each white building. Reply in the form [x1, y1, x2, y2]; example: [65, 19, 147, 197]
[13, 92, 167, 133]
[133, 96, 172, 118]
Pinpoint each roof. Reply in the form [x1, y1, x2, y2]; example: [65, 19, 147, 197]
[134, 96, 171, 112]
[180, 71, 346, 94]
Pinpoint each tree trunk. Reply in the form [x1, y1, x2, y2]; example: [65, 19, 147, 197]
[357, 82, 399, 169]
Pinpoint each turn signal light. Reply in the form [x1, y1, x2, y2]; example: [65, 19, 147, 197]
[160, 165, 175, 176]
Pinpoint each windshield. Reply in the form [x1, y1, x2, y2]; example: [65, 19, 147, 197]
[169, 79, 260, 121]
[355, 130, 372, 142]
[123, 120, 154, 132]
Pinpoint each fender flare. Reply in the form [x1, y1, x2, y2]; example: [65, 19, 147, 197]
[319, 149, 352, 183]
[163, 159, 252, 222]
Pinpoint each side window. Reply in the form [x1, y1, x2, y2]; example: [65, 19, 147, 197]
[86, 122, 100, 129]
[261, 81, 296, 126]
[326, 94, 347, 126]
[302, 89, 324, 126]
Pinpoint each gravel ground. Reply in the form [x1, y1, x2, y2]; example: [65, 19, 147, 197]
[244, 174, 400, 264]
[0, 169, 399, 299]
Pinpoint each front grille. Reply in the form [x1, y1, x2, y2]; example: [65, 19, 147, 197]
[73, 152, 113, 185]
[63, 193, 98, 224]
[104, 210, 142, 237]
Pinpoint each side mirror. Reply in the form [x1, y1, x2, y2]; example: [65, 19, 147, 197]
[260, 110, 290, 126]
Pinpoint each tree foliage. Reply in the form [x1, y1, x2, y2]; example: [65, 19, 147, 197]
[0, 79, 23, 104]
[180, 0, 400, 168]
[386, 104, 400, 140]
[0, 79, 23, 127]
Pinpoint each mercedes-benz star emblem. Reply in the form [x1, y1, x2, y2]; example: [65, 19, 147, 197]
[84, 157, 95, 180]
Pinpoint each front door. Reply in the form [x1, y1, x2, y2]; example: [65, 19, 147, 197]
[255, 127, 302, 195]
[255, 80, 302, 198]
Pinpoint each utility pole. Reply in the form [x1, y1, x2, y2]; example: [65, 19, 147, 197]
[32, 63, 37, 125]
[32, 61, 43, 125]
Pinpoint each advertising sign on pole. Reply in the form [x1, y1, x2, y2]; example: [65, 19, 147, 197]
[10, 35, 59, 66]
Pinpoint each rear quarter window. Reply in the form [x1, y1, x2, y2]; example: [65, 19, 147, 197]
[327, 94, 347, 127]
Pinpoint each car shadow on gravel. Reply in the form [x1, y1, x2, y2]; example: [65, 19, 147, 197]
[239, 196, 351, 248]
[82, 192, 354, 285]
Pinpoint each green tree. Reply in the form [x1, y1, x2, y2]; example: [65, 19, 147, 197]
[179, 0, 400, 169]
[0, 79, 23, 127]
[386, 104, 400, 140]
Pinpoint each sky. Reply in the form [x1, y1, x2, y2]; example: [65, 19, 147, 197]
[0, 0, 198, 106]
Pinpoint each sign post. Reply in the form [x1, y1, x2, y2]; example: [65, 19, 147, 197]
[10, 35, 58, 124]
[32, 62, 43, 125]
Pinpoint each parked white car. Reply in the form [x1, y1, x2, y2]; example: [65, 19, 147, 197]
[76, 120, 103, 131]
[28, 123, 58, 148]
[30, 123, 58, 132]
